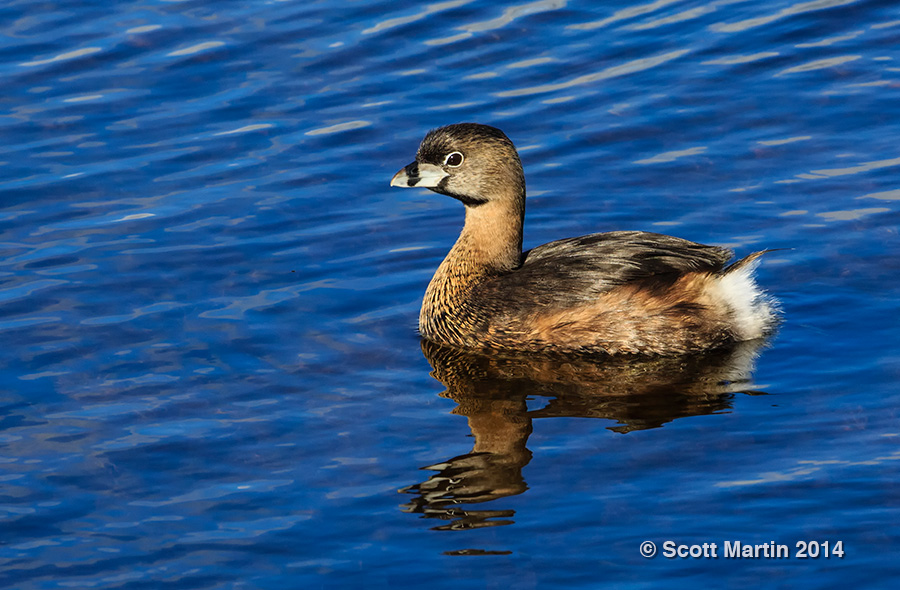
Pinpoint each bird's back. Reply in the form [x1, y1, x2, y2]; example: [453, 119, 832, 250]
[459, 231, 773, 355]
[508, 230, 732, 305]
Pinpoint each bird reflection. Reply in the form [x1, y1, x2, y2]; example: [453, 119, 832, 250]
[400, 339, 768, 531]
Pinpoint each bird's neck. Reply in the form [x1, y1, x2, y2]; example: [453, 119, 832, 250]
[458, 198, 525, 271]
[420, 196, 525, 341]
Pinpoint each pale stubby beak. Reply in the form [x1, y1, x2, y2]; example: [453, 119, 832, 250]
[390, 162, 448, 188]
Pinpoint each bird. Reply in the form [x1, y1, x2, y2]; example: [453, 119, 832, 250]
[390, 123, 778, 355]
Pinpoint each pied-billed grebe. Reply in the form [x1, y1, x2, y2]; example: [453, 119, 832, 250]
[390, 123, 778, 355]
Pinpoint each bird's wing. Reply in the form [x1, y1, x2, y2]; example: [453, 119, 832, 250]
[480, 231, 733, 308]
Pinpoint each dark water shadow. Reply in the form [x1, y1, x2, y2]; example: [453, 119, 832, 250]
[400, 339, 769, 540]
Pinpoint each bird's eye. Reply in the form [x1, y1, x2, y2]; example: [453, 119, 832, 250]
[444, 152, 464, 167]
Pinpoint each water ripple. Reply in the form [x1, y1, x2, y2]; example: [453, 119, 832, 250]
[495, 49, 689, 97]
[362, 0, 473, 35]
[859, 189, 900, 201]
[166, 41, 227, 57]
[776, 54, 862, 76]
[19, 47, 103, 67]
[702, 51, 779, 65]
[809, 155, 900, 178]
[459, 0, 566, 33]
[710, 0, 859, 33]
[634, 146, 707, 164]
[306, 120, 371, 135]
[568, 0, 682, 30]
[624, 5, 717, 31]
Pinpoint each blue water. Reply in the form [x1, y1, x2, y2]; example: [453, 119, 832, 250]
[2, 0, 899, 588]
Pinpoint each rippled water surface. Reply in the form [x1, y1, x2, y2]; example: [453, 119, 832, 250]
[2, 0, 900, 588]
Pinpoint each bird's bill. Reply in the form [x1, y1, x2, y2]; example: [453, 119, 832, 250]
[390, 162, 447, 188]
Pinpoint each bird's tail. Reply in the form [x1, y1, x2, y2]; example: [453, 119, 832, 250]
[714, 249, 782, 341]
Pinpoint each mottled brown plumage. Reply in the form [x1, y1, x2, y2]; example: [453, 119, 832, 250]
[391, 123, 778, 355]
